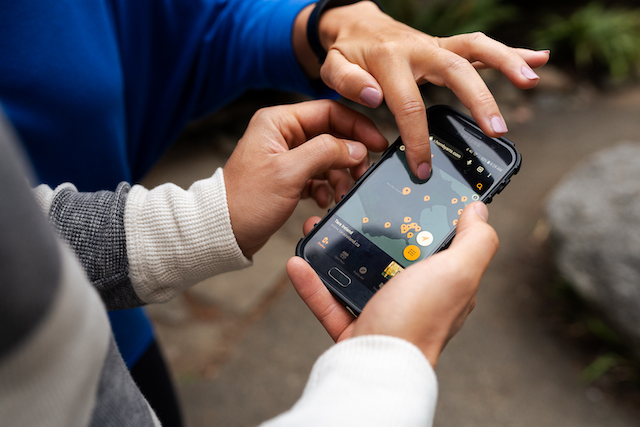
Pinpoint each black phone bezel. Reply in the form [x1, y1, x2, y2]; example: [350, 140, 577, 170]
[295, 105, 522, 315]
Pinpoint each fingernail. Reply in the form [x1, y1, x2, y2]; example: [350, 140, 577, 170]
[474, 202, 489, 222]
[359, 87, 382, 108]
[490, 116, 508, 134]
[538, 49, 551, 54]
[417, 162, 431, 180]
[346, 142, 367, 159]
[522, 66, 539, 80]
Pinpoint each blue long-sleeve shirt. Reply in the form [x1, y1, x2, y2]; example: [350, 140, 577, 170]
[0, 0, 330, 366]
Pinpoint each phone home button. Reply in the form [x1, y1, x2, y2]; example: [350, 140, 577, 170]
[328, 267, 351, 287]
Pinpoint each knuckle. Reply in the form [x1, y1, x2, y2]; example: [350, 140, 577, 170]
[250, 106, 275, 125]
[473, 90, 497, 109]
[469, 299, 477, 312]
[371, 40, 400, 59]
[504, 50, 522, 63]
[443, 55, 472, 77]
[315, 134, 341, 156]
[466, 31, 488, 45]
[473, 222, 499, 254]
[398, 97, 426, 119]
[253, 106, 272, 118]
[485, 226, 500, 251]
[332, 65, 361, 95]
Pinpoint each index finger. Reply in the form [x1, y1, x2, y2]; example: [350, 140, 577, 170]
[369, 56, 432, 180]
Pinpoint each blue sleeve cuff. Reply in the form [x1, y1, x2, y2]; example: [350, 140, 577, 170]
[108, 308, 154, 368]
[262, 0, 338, 99]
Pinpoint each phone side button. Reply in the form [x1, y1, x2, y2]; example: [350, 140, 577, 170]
[495, 179, 510, 194]
[328, 267, 352, 287]
[345, 305, 358, 318]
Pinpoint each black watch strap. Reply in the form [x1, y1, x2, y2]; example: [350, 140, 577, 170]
[306, 0, 383, 64]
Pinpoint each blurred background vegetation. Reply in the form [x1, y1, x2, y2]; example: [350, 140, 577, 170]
[378, 0, 640, 84]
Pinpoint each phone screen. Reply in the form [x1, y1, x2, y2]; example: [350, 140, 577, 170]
[299, 107, 518, 310]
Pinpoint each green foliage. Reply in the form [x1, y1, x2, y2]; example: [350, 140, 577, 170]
[581, 353, 620, 383]
[546, 275, 639, 386]
[533, 2, 640, 80]
[586, 318, 623, 347]
[378, 0, 517, 36]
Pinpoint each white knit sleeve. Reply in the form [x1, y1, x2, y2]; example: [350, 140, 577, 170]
[261, 335, 438, 427]
[124, 168, 252, 304]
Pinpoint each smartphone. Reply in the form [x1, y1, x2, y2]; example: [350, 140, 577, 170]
[296, 105, 521, 315]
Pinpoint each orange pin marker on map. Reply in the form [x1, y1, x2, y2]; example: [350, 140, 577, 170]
[402, 187, 411, 195]
[362, 217, 369, 223]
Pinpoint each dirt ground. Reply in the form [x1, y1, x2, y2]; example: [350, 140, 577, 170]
[142, 75, 640, 426]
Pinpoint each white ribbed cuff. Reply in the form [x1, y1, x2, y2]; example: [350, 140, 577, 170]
[125, 168, 252, 303]
[263, 335, 437, 427]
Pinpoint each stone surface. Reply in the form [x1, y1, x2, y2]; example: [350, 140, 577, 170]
[547, 142, 640, 357]
[154, 319, 228, 379]
[188, 233, 292, 315]
[146, 294, 192, 325]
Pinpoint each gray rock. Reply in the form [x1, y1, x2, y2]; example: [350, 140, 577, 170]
[546, 142, 640, 357]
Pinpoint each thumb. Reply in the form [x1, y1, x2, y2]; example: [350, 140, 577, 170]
[446, 202, 499, 271]
[283, 134, 368, 183]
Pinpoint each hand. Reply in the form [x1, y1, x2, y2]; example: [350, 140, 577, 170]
[223, 100, 388, 258]
[293, 2, 549, 179]
[287, 202, 498, 366]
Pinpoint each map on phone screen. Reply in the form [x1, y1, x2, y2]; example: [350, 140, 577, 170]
[301, 108, 517, 310]
[335, 138, 478, 267]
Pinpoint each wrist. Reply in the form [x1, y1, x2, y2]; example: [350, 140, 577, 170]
[311, 0, 384, 63]
[293, 4, 320, 79]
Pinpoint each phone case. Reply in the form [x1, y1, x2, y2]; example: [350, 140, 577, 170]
[296, 105, 521, 315]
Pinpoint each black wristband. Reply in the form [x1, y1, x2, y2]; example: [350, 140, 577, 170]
[306, 0, 383, 64]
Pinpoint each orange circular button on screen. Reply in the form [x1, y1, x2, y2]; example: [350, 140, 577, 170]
[403, 245, 421, 261]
